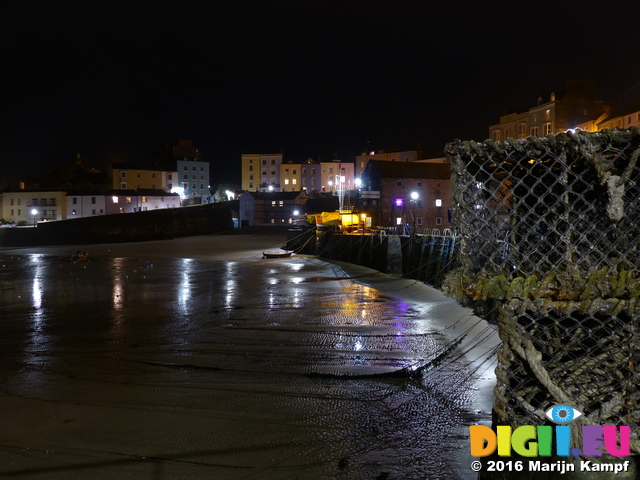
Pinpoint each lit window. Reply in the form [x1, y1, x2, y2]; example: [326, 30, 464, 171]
[292, 178, 297, 185]
[435, 199, 442, 207]
[285, 179, 289, 185]
[279, 201, 284, 206]
[142, 197, 147, 203]
[396, 217, 402, 225]
[112, 196, 119, 204]
[126, 197, 131, 204]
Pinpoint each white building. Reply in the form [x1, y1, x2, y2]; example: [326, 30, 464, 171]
[66, 189, 107, 218]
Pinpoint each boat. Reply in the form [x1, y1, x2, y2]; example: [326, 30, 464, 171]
[262, 250, 294, 259]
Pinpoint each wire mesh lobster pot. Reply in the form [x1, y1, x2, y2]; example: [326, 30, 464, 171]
[444, 129, 640, 454]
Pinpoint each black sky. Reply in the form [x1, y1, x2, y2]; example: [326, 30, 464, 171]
[3, 1, 640, 185]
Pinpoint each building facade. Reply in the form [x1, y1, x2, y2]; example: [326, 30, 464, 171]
[1, 190, 67, 224]
[238, 190, 307, 227]
[241, 153, 283, 192]
[489, 80, 609, 141]
[280, 162, 301, 191]
[110, 163, 178, 192]
[105, 190, 180, 215]
[360, 161, 452, 232]
[66, 189, 107, 218]
[355, 149, 419, 179]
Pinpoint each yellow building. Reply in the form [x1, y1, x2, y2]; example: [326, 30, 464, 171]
[280, 162, 301, 191]
[2, 190, 67, 225]
[241, 153, 283, 191]
[110, 163, 178, 192]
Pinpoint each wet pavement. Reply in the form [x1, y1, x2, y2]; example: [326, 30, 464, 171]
[0, 236, 497, 479]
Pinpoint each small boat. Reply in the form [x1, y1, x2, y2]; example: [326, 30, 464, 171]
[262, 250, 294, 259]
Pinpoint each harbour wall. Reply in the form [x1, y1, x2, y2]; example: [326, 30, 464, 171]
[0, 202, 236, 247]
[293, 228, 459, 287]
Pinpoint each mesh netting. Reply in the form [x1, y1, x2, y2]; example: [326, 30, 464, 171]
[444, 128, 640, 453]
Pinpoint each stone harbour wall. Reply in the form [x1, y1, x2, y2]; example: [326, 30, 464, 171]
[0, 202, 236, 247]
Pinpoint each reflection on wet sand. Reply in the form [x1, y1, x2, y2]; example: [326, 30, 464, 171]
[0, 250, 491, 479]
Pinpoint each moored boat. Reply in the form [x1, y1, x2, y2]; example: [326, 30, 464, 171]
[262, 250, 294, 259]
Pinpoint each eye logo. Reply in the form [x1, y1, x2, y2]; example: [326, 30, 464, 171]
[545, 405, 583, 424]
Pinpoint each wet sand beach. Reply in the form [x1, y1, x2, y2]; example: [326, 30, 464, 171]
[0, 233, 497, 479]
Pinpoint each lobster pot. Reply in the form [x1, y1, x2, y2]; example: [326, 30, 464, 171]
[444, 129, 640, 453]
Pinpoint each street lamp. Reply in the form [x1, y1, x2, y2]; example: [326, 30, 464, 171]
[31, 208, 38, 227]
[410, 192, 419, 233]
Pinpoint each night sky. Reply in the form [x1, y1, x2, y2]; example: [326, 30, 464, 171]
[4, 1, 640, 186]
